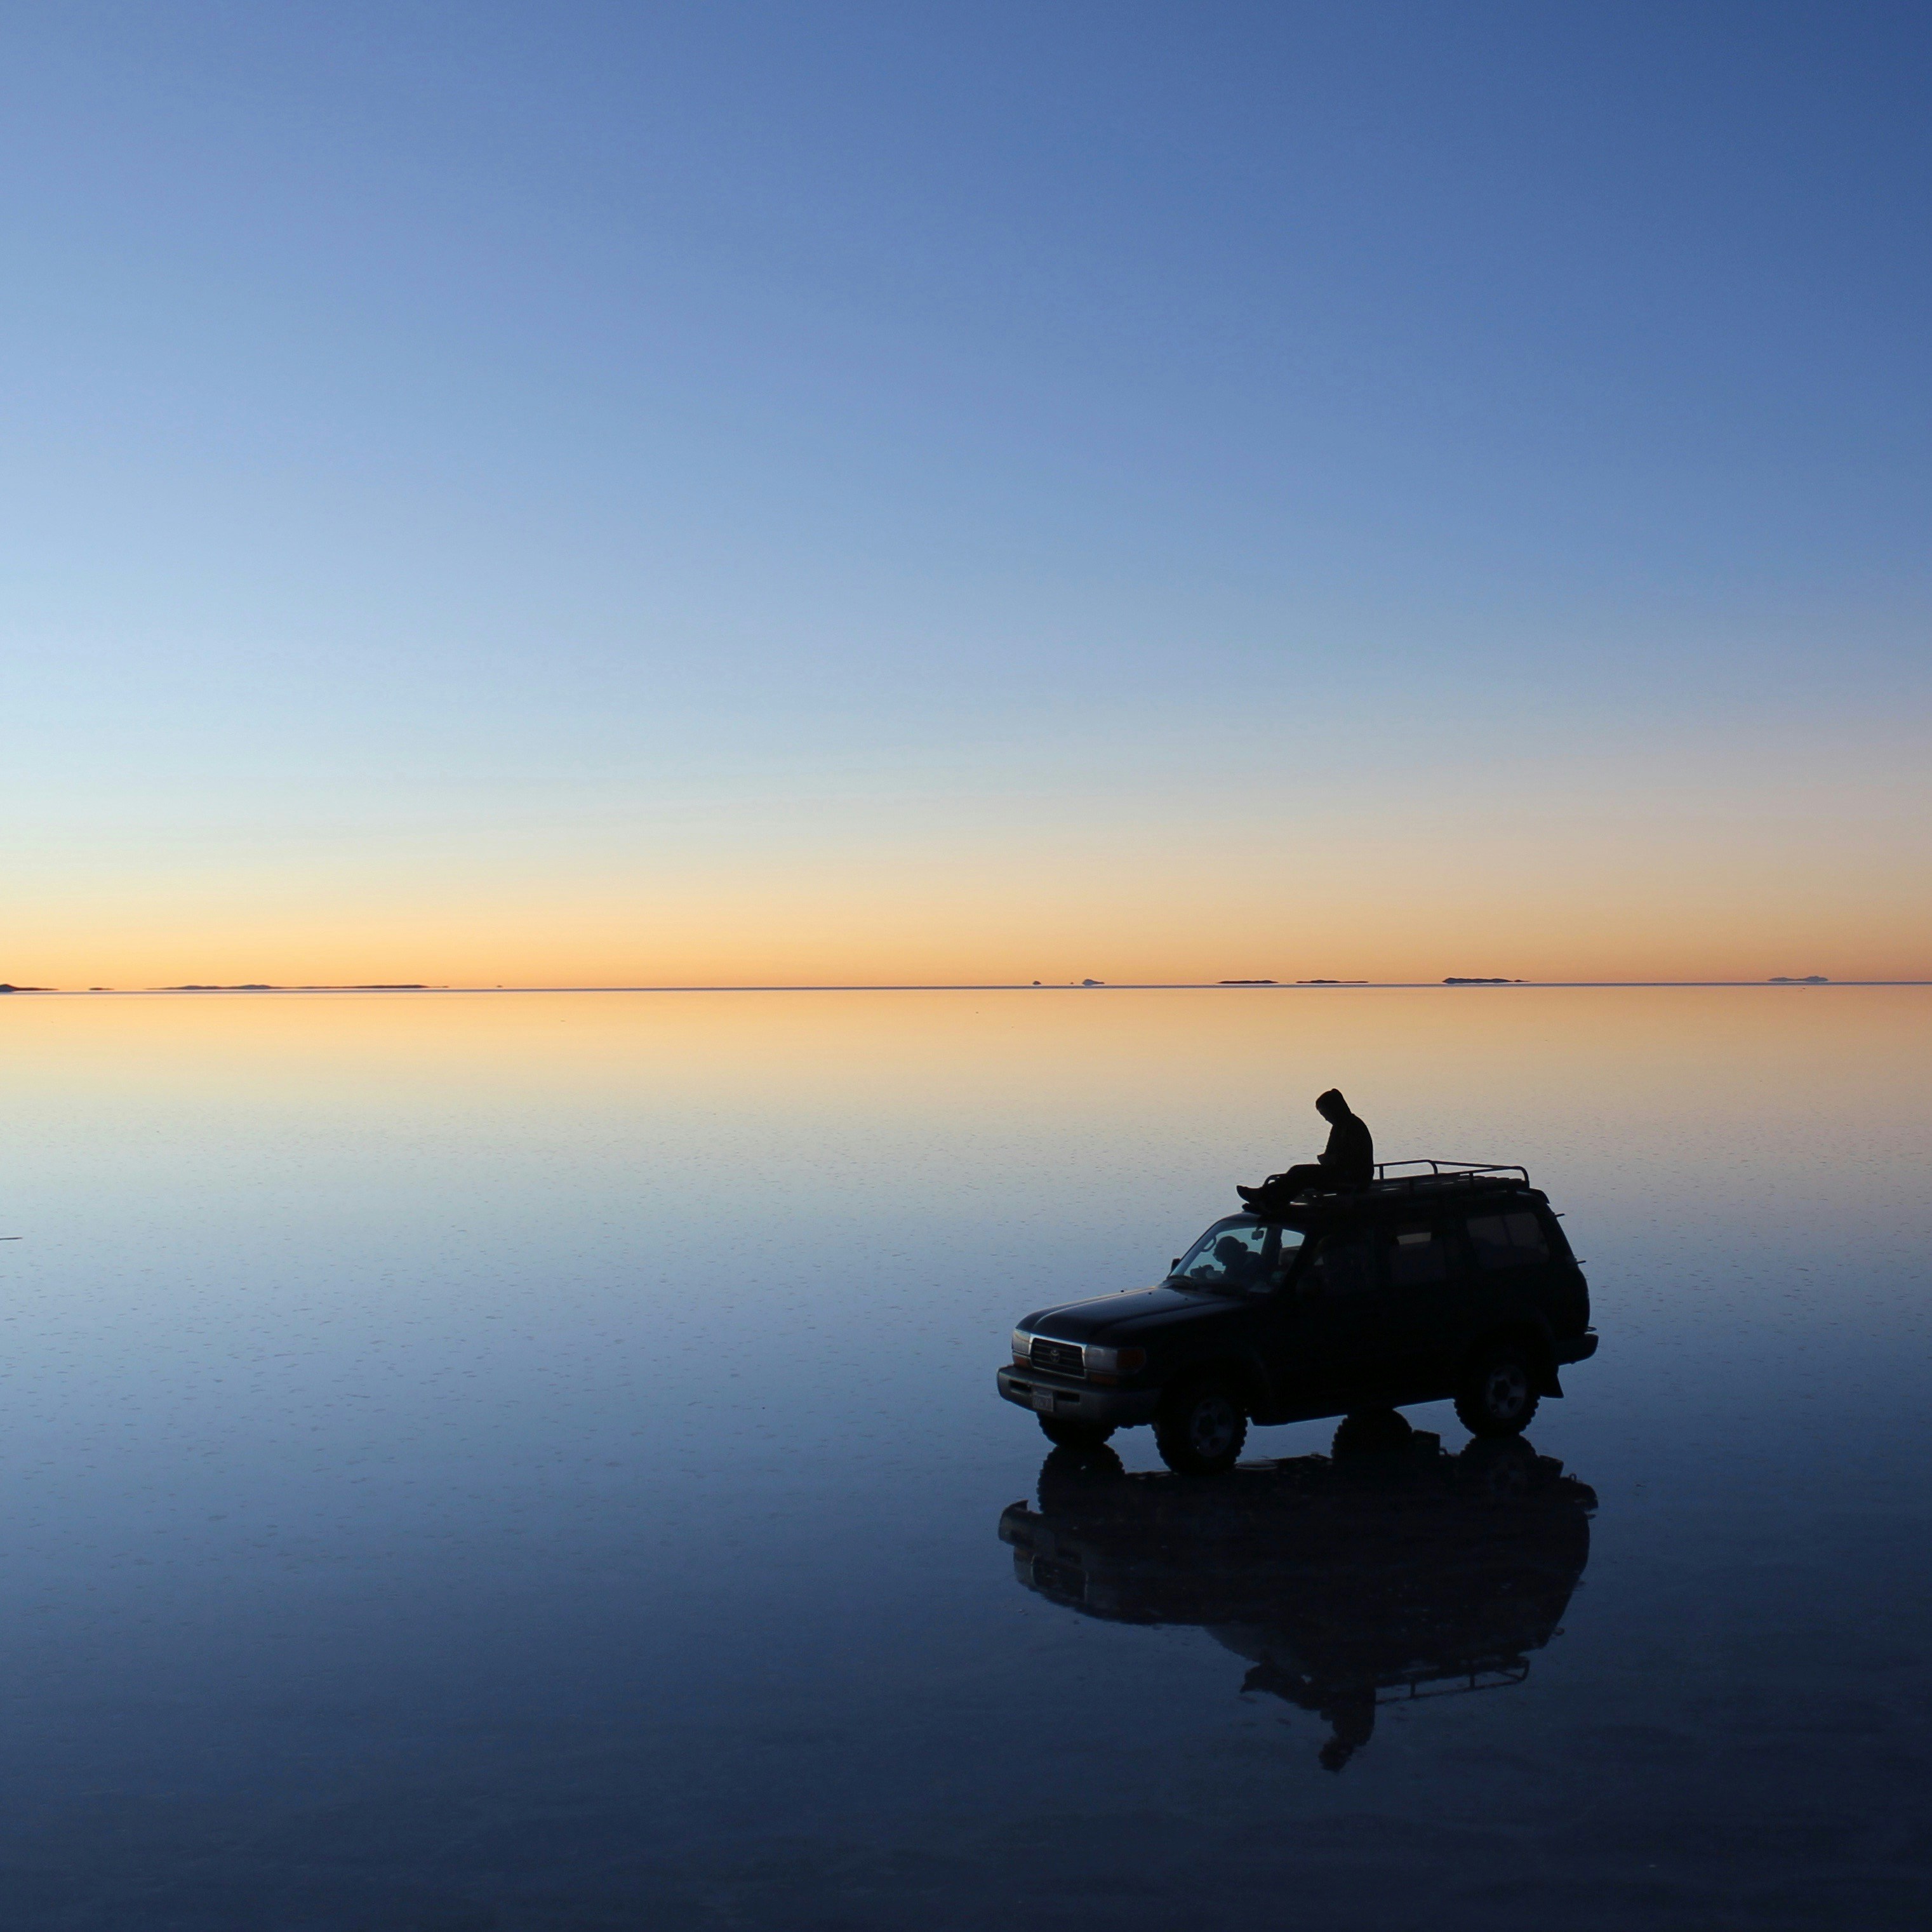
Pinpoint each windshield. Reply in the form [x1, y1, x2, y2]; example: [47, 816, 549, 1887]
[1171, 1217, 1305, 1295]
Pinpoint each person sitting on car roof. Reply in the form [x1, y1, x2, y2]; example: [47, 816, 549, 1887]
[1236, 1089, 1373, 1210]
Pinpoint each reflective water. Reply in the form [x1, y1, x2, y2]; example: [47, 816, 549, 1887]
[3, 987, 1930, 1928]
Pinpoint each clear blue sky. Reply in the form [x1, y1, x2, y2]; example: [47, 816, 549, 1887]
[5, 3, 1928, 983]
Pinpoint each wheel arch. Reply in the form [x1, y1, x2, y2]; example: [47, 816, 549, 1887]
[1462, 1320, 1563, 1398]
[1166, 1352, 1269, 1415]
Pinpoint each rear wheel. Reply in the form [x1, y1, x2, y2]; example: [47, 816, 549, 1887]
[1455, 1342, 1540, 1438]
[1037, 1415, 1116, 1449]
[1154, 1376, 1248, 1475]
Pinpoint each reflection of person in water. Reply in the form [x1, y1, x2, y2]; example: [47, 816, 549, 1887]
[1317, 1687, 1376, 1773]
[1000, 1428, 1596, 1774]
[1239, 1661, 1379, 1770]
[1237, 1088, 1373, 1209]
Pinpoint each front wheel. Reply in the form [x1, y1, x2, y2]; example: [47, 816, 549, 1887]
[1154, 1376, 1248, 1475]
[1455, 1343, 1540, 1438]
[1037, 1415, 1115, 1449]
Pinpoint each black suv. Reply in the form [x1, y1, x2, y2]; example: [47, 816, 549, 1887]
[997, 1162, 1598, 1473]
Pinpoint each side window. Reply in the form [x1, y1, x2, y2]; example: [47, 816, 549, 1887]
[1268, 1227, 1307, 1284]
[1304, 1231, 1376, 1298]
[1505, 1211, 1552, 1261]
[1467, 1210, 1552, 1269]
[1385, 1225, 1449, 1288]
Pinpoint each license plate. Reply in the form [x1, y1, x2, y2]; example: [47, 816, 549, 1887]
[1032, 1387, 1058, 1414]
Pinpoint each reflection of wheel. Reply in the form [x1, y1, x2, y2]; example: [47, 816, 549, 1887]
[1154, 1375, 1248, 1475]
[1333, 1408, 1413, 1456]
[1460, 1434, 1536, 1497]
[1037, 1415, 1116, 1449]
[1455, 1342, 1540, 1438]
[1037, 1442, 1125, 1510]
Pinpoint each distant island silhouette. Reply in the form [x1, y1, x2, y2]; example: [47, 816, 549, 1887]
[158, 983, 430, 992]
[0, 983, 52, 993]
[1768, 975, 1829, 984]
[1219, 978, 1277, 985]
[1442, 976, 1519, 985]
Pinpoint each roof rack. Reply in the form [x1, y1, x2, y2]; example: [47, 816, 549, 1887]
[1371, 1159, 1529, 1193]
[1263, 1160, 1533, 1213]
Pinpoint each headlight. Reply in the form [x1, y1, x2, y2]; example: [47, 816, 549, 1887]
[1084, 1346, 1147, 1377]
[1011, 1328, 1032, 1366]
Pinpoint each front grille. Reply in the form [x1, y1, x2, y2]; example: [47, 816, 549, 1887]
[1029, 1337, 1084, 1378]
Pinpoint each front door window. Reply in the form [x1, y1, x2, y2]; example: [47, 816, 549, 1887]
[1173, 1220, 1305, 1294]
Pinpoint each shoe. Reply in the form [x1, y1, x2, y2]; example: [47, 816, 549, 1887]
[1236, 1184, 1262, 1206]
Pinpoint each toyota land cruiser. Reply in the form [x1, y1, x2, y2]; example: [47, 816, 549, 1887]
[997, 1162, 1599, 1473]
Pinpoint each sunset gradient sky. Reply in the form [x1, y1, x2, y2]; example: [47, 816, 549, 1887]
[5, 2, 1929, 987]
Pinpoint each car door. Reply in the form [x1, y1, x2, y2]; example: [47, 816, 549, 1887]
[1238, 1227, 1314, 1415]
[1375, 1217, 1464, 1397]
[1284, 1225, 1386, 1409]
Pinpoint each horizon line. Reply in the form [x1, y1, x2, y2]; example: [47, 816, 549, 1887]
[5, 980, 1929, 996]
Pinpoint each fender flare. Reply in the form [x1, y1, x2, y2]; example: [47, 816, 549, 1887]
[1463, 1322, 1564, 1399]
[1166, 1352, 1270, 1416]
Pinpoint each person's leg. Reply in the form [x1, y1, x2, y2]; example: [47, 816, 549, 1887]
[1238, 1163, 1329, 1210]
[1277, 1163, 1329, 1191]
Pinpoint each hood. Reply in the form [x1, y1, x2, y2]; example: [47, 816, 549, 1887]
[1022, 1282, 1237, 1343]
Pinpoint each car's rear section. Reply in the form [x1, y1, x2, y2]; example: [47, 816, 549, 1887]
[1442, 1184, 1597, 1434]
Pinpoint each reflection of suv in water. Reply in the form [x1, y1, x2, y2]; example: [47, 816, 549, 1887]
[997, 1162, 1598, 1473]
[1000, 1431, 1596, 1771]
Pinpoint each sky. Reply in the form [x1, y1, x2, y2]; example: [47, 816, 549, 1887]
[4, 0, 1929, 987]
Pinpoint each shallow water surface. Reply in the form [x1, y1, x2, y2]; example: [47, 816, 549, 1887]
[3, 987, 1930, 1928]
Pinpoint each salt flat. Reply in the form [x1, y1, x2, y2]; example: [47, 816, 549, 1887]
[1, 986, 1928, 1928]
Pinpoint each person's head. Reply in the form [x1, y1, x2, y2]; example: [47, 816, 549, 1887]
[1316, 1088, 1349, 1122]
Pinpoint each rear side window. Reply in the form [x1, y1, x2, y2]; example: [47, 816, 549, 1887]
[1466, 1210, 1552, 1269]
[1385, 1225, 1450, 1288]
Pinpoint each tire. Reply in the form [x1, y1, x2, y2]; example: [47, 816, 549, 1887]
[1037, 1415, 1116, 1449]
[1154, 1375, 1249, 1475]
[1455, 1341, 1541, 1438]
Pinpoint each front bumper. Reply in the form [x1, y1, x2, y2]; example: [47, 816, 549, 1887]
[997, 1365, 1163, 1428]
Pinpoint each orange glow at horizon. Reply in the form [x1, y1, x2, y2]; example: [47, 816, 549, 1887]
[14, 862, 1928, 989]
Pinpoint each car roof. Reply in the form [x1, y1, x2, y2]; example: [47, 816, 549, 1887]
[1220, 1177, 1549, 1234]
